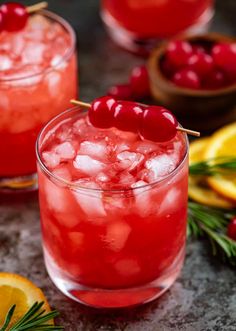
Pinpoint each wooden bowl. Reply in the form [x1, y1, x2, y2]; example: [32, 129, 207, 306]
[147, 33, 236, 133]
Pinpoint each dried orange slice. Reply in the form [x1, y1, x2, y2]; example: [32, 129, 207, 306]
[0, 272, 51, 328]
[189, 138, 235, 208]
[204, 122, 236, 203]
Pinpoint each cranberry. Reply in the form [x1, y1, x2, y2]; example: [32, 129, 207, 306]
[227, 217, 236, 241]
[212, 43, 236, 75]
[89, 96, 116, 129]
[187, 53, 214, 77]
[139, 106, 178, 142]
[107, 84, 133, 100]
[166, 40, 193, 68]
[172, 69, 201, 89]
[1, 2, 28, 32]
[161, 57, 176, 79]
[203, 69, 228, 89]
[112, 101, 143, 132]
[129, 65, 150, 98]
[192, 44, 207, 55]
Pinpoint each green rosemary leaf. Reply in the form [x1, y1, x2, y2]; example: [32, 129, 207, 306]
[189, 156, 236, 176]
[188, 202, 236, 265]
[0, 305, 16, 331]
[2, 302, 63, 331]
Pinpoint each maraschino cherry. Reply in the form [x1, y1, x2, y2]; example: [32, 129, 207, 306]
[112, 101, 143, 132]
[0, 2, 28, 32]
[71, 97, 200, 143]
[89, 96, 116, 128]
[139, 106, 178, 142]
[0, 2, 47, 33]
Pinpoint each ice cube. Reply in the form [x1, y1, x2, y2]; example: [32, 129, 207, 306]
[42, 151, 60, 169]
[22, 42, 46, 64]
[118, 172, 135, 187]
[79, 141, 107, 160]
[117, 151, 144, 171]
[115, 258, 140, 277]
[52, 166, 72, 181]
[104, 222, 131, 252]
[115, 142, 131, 154]
[134, 141, 158, 155]
[96, 172, 110, 183]
[145, 154, 176, 179]
[55, 142, 75, 160]
[158, 188, 181, 215]
[73, 155, 106, 176]
[50, 55, 68, 70]
[11, 35, 25, 56]
[131, 180, 152, 217]
[45, 72, 61, 97]
[0, 55, 12, 71]
[43, 178, 80, 228]
[73, 180, 106, 220]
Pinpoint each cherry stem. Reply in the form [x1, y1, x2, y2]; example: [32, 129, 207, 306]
[26, 1, 48, 14]
[70, 99, 201, 137]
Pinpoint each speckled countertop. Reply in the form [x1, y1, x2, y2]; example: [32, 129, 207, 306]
[1, 1, 236, 330]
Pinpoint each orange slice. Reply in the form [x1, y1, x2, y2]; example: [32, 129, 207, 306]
[189, 137, 235, 208]
[0, 273, 51, 328]
[205, 122, 236, 203]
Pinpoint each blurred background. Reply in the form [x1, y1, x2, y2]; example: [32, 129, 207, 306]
[17, 0, 236, 101]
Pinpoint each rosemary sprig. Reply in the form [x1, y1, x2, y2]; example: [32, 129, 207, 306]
[189, 156, 236, 176]
[188, 202, 236, 265]
[0, 302, 63, 331]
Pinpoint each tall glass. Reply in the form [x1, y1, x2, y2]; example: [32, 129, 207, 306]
[0, 11, 77, 192]
[101, 0, 214, 54]
[37, 107, 189, 308]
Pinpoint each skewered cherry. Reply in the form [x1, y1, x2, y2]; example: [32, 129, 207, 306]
[0, 2, 28, 32]
[112, 101, 143, 132]
[139, 106, 178, 142]
[89, 96, 116, 129]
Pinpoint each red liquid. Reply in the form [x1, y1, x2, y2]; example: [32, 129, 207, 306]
[102, 0, 214, 38]
[0, 13, 77, 179]
[38, 111, 188, 307]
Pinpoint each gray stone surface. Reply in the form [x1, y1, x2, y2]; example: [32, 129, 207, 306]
[1, 1, 236, 330]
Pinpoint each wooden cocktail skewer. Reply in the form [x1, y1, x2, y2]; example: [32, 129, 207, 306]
[70, 99, 201, 137]
[26, 1, 48, 14]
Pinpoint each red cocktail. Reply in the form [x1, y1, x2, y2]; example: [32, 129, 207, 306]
[37, 106, 188, 308]
[101, 0, 214, 54]
[0, 10, 77, 192]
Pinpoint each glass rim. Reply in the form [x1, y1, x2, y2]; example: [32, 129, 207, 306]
[0, 9, 76, 83]
[36, 106, 189, 194]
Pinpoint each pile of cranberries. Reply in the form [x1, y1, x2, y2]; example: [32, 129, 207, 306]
[0, 2, 29, 32]
[107, 65, 150, 101]
[161, 40, 236, 90]
[88, 96, 178, 143]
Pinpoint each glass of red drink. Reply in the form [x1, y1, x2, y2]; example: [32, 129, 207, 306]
[36, 106, 189, 308]
[101, 0, 214, 54]
[0, 10, 77, 192]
